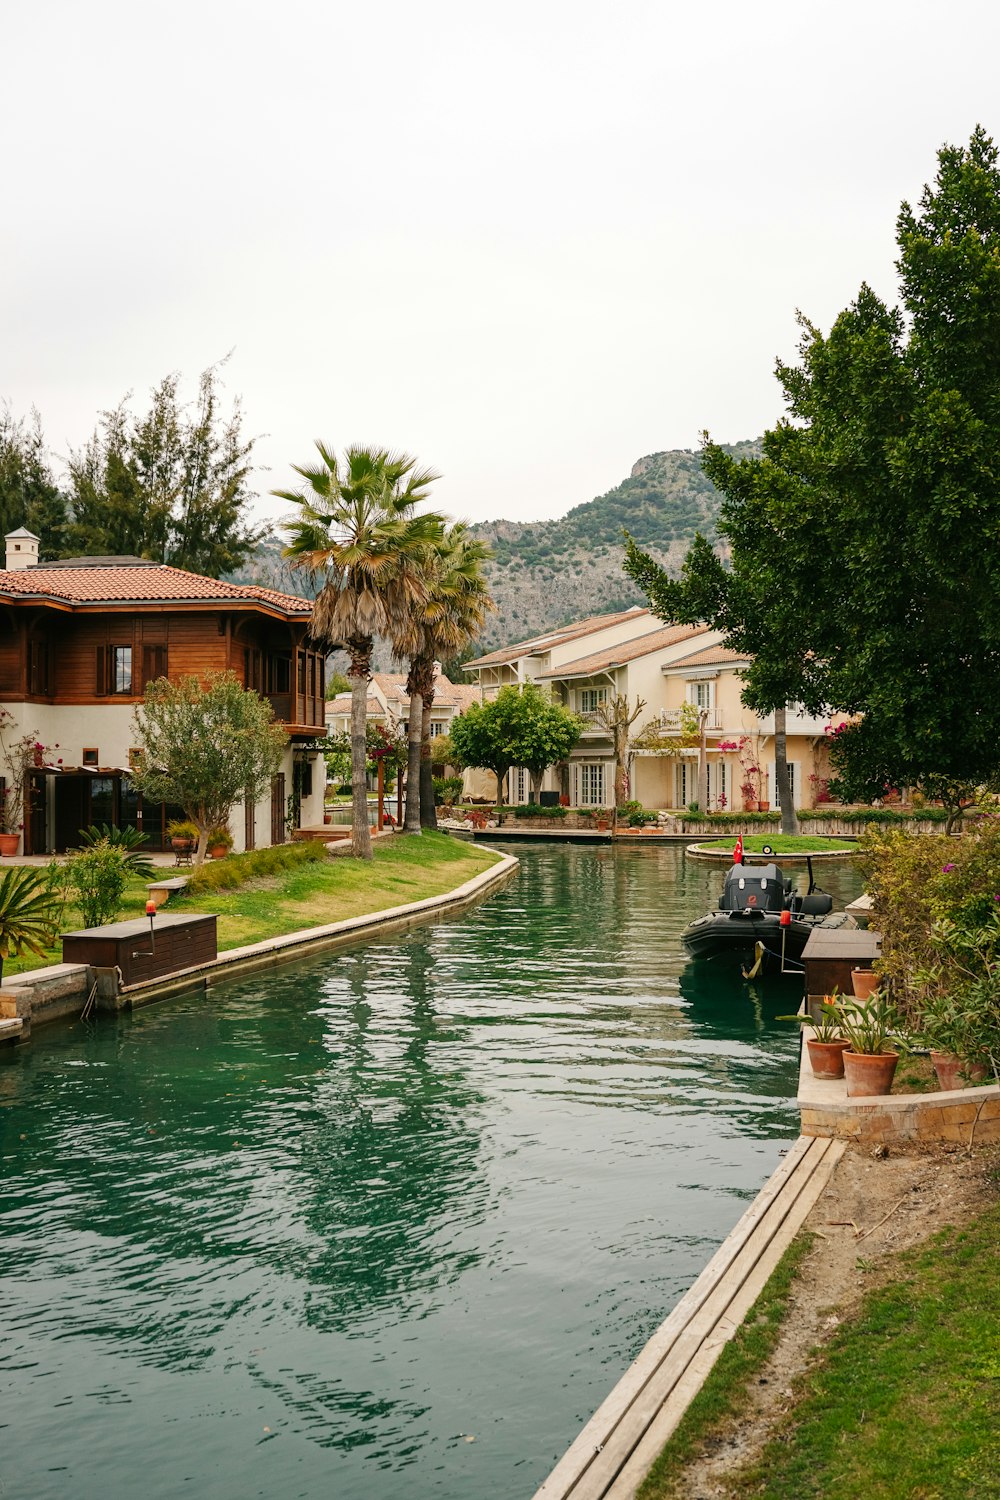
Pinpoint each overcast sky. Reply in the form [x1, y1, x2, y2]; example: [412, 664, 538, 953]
[4, 1, 999, 529]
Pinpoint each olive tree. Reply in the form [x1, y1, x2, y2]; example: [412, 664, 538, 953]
[131, 672, 285, 863]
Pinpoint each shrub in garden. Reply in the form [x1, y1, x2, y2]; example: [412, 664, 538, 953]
[0, 867, 60, 983]
[861, 821, 1000, 1069]
[184, 841, 325, 894]
[67, 842, 129, 928]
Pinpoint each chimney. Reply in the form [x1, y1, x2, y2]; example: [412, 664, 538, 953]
[432, 660, 442, 680]
[5, 529, 39, 571]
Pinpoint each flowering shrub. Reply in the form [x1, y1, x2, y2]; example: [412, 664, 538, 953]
[860, 819, 1000, 1069]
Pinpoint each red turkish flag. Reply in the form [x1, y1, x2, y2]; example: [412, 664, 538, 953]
[733, 834, 744, 864]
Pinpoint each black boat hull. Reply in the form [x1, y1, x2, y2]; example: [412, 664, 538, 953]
[682, 909, 854, 963]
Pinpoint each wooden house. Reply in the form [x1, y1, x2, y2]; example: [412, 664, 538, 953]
[0, 530, 327, 854]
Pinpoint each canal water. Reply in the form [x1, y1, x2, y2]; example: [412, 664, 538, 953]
[0, 843, 862, 1500]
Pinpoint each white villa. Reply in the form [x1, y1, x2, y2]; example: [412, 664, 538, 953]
[463, 608, 835, 811]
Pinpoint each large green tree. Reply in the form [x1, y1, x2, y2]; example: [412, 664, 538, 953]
[450, 684, 581, 815]
[0, 405, 68, 558]
[130, 671, 285, 864]
[277, 444, 444, 858]
[66, 364, 264, 574]
[625, 128, 1000, 819]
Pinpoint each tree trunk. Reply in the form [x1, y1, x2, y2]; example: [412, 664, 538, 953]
[529, 768, 544, 802]
[349, 642, 373, 859]
[420, 695, 437, 829]
[495, 766, 507, 822]
[698, 711, 708, 812]
[404, 687, 423, 834]
[194, 824, 209, 865]
[774, 705, 800, 836]
[614, 728, 629, 809]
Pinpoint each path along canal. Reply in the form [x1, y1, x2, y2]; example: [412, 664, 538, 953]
[0, 843, 863, 1500]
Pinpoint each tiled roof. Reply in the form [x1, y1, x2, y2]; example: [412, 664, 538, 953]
[371, 671, 476, 710]
[0, 563, 313, 615]
[325, 694, 382, 716]
[663, 644, 750, 671]
[537, 623, 712, 679]
[464, 607, 652, 669]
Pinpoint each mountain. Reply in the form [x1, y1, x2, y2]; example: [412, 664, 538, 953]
[465, 439, 757, 649]
[233, 440, 759, 654]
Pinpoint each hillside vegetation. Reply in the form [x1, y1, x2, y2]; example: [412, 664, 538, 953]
[239, 440, 758, 653]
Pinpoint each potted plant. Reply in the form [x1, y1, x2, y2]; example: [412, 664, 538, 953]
[837, 993, 906, 1097]
[851, 966, 881, 1001]
[740, 779, 758, 813]
[166, 818, 199, 853]
[914, 992, 990, 1090]
[595, 809, 611, 831]
[206, 825, 233, 859]
[781, 1000, 851, 1078]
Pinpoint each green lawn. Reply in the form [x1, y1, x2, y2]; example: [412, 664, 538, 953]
[697, 835, 856, 853]
[641, 1201, 1000, 1500]
[733, 1203, 1000, 1499]
[4, 833, 501, 976]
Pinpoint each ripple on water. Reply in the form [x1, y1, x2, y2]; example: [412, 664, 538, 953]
[0, 842, 862, 1500]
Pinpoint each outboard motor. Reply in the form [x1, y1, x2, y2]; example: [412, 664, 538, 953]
[718, 862, 786, 914]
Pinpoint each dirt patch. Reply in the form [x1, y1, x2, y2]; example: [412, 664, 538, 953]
[671, 1141, 1000, 1499]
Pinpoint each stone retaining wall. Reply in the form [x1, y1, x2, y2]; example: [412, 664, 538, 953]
[797, 1034, 1000, 1146]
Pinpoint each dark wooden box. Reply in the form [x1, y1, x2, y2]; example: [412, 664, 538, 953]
[62, 912, 218, 987]
[802, 927, 881, 1001]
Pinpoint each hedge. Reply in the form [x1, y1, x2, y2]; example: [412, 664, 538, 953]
[183, 840, 327, 893]
[702, 807, 951, 827]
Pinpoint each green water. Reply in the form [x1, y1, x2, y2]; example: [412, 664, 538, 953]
[0, 844, 862, 1499]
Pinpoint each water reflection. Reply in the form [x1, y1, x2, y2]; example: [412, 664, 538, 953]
[0, 843, 863, 1500]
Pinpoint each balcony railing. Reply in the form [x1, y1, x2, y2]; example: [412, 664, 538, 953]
[267, 691, 325, 732]
[658, 707, 723, 732]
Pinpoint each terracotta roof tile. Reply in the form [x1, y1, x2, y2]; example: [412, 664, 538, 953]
[537, 623, 712, 679]
[465, 608, 652, 669]
[0, 563, 313, 615]
[663, 644, 750, 670]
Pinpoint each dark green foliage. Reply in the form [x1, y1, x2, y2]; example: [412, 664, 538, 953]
[65, 364, 265, 575]
[0, 866, 60, 984]
[450, 685, 581, 810]
[67, 844, 129, 927]
[626, 128, 1000, 799]
[510, 803, 568, 818]
[183, 840, 325, 893]
[0, 405, 69, 558]
[75, 824, 156, 880]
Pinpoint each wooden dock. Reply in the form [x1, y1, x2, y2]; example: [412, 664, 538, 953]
[532, 1133, 844, 1500]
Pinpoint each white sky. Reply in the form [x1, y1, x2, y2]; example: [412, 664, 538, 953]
[4, 0, 999, 528]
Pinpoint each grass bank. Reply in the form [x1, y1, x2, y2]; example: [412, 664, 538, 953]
[696, 835, 856, 853]
[640, 1197, 1000, 1500]
[5, 833, 501, 976]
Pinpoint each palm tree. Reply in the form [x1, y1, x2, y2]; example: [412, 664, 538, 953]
[394, 524, 494, 833]
[277, 445, 443, 858]
[0, 867, 59, 986]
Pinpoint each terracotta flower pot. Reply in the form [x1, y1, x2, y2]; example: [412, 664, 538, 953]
[843, 1049, 899, 1097]
[0, 832, 19, 856]
[757, 800, 770, 812]
[851, 968, 881, 1001]
[744, 800, 758, 813]
[931, 1051, 988, 1090]
[807, 1038, 852, 1079]
[209, 845, 229, 860]
[596, 819, 609, 831]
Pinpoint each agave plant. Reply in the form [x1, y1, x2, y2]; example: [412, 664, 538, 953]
[75, 824, 157, 881]
[0, 867, 60, 985]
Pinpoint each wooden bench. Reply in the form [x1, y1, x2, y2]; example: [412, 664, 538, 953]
[146, 876, 190, 908]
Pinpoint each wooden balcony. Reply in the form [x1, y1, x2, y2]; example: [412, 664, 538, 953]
[267, 691, 326, 735]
